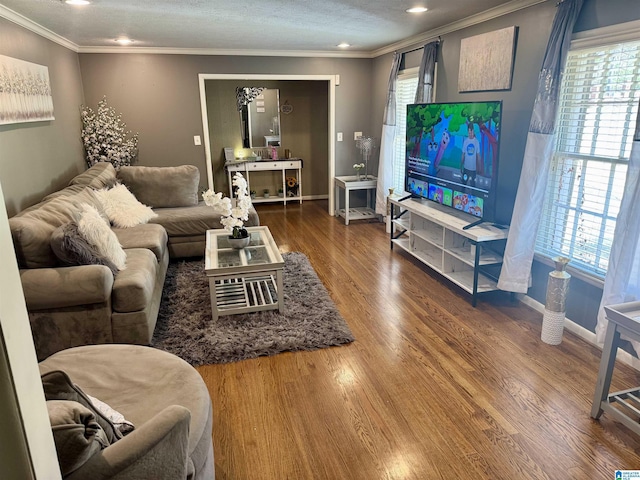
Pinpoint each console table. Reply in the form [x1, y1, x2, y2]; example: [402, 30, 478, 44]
[334, 175, 378, 225]
[226, 159, 302, 205]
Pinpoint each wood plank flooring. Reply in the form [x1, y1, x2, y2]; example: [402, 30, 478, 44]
[197, 200, 640, 480]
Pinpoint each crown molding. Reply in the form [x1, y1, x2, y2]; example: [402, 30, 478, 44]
[370, 0, 549, 57]
[76, 46, 374, 58]
[2, 0, 549, 58]
[0, 4, 79, 52]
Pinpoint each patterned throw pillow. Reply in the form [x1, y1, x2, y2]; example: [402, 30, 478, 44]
[94, 183, 157, 228]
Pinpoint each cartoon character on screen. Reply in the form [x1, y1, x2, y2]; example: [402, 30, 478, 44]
[433, 113, 453, 171]
[426, 129, 439, 176]
[461, 123, 480, 187]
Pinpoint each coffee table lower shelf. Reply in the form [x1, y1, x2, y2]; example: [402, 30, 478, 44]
[209, 273, 283, 320]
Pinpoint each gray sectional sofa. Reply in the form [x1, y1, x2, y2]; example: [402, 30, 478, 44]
[10, 162, 259, 360]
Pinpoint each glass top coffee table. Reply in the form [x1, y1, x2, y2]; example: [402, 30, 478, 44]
[205, 226, 284, 320]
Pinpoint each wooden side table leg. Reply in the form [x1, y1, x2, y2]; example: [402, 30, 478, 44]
[591, 320, 621, 419]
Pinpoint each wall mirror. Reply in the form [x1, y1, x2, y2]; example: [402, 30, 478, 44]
[238, 87, 281, 148]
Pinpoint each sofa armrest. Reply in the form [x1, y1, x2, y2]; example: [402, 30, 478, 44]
[66, 405, 191, 480]
[20, 265, 114, 310]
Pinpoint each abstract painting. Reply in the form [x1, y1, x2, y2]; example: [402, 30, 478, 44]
[458, 26, 517, 93]
[0, 55, 55, 125]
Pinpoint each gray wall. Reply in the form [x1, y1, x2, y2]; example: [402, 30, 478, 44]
[371, 0, 640, 335]
[0, 17, 86, 217]
[78, 54, 371, 192]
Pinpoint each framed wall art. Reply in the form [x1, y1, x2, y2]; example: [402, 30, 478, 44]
[0, 54, 55, 125]
[458, 26, 517, 93]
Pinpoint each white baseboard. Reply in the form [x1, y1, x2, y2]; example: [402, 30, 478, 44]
[521, 295, 640, 371]
[302, 194, 328, 201]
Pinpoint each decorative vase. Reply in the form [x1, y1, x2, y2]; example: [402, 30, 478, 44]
[541, 256, 571, 345]
[356, 171, 362, 181]
[228, 235, 250, 249]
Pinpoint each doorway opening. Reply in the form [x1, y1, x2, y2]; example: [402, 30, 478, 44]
[198, 74, 337, 215]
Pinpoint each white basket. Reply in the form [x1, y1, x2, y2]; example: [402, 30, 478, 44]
[541, 309, 565, 345]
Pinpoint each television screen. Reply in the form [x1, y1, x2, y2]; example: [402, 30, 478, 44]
[405, 101, 502, 221]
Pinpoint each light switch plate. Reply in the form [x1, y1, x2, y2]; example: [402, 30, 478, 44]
[337, 132, 343, 142]
[193, 135, 201, 146]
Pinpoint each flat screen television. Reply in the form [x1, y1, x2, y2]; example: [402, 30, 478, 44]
[405, 100, 502, 228]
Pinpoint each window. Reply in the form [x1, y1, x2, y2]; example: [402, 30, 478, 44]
[391, 70, 419, 192]
[535, 40, 640, 279]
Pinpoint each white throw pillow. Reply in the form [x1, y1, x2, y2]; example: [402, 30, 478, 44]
[76, 204, 127, 270]
[94, 183, 157, 228]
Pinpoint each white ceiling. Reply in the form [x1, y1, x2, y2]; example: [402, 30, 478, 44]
[0, 0, 546, 57]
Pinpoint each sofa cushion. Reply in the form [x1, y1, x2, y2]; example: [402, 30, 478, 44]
[77, 204, 127, 271]
[112, 248, 157, 313]
[151, 201, 259, 237]
[69, 162, 118, 189]
[10, 188, 107, 268]
[42, 184, 87, 202]
[47, 400, 110, 476]
[50, 221, 119, 276]
[112, 223, 168, 262]
[117, 165, 200, 208]
[94, 183, 158, 228]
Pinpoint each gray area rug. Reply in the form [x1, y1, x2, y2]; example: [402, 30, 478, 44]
[152, 252, 354, 365]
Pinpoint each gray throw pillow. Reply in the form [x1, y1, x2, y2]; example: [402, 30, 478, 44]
[50, 221, 119, 276]
[47, 400, 110, 476]
[41, 370, 123, 443]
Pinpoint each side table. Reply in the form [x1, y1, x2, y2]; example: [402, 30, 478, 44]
[334, 175, 378, 225]
[591, 301, 640, 435]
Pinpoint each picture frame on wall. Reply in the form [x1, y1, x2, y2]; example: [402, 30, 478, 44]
[458, 26, 518, 93]
[0, 54, 55, 125]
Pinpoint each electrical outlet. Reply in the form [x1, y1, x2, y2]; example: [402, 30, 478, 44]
[337, 132, 343, 142]
[193, 135, 201, 146]
[354, 131, 362, 140]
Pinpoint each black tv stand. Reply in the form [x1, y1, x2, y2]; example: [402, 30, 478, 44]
[463, 218, 486, 230]
[397, 194, 413, 202]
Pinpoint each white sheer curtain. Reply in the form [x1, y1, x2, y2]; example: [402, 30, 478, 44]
[497, 0, 584, 293]
[375, 53, 401, 215]
[596, 106, 640, 352]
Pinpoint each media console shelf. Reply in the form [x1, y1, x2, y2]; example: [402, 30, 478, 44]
[390, 196, 509, 306]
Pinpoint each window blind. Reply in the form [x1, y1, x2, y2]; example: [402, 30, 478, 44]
[392, 73, 419, 192]
[535, 40, 640, 278]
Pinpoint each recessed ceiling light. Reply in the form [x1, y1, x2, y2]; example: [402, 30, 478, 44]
[337, 42, 351, 48]
[115, 38, 133, 45]
[65, 0, 90, 5]
[406, 6, 428, 13]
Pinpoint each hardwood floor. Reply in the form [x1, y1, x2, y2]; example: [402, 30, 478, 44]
[197, 200, 640, 480]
